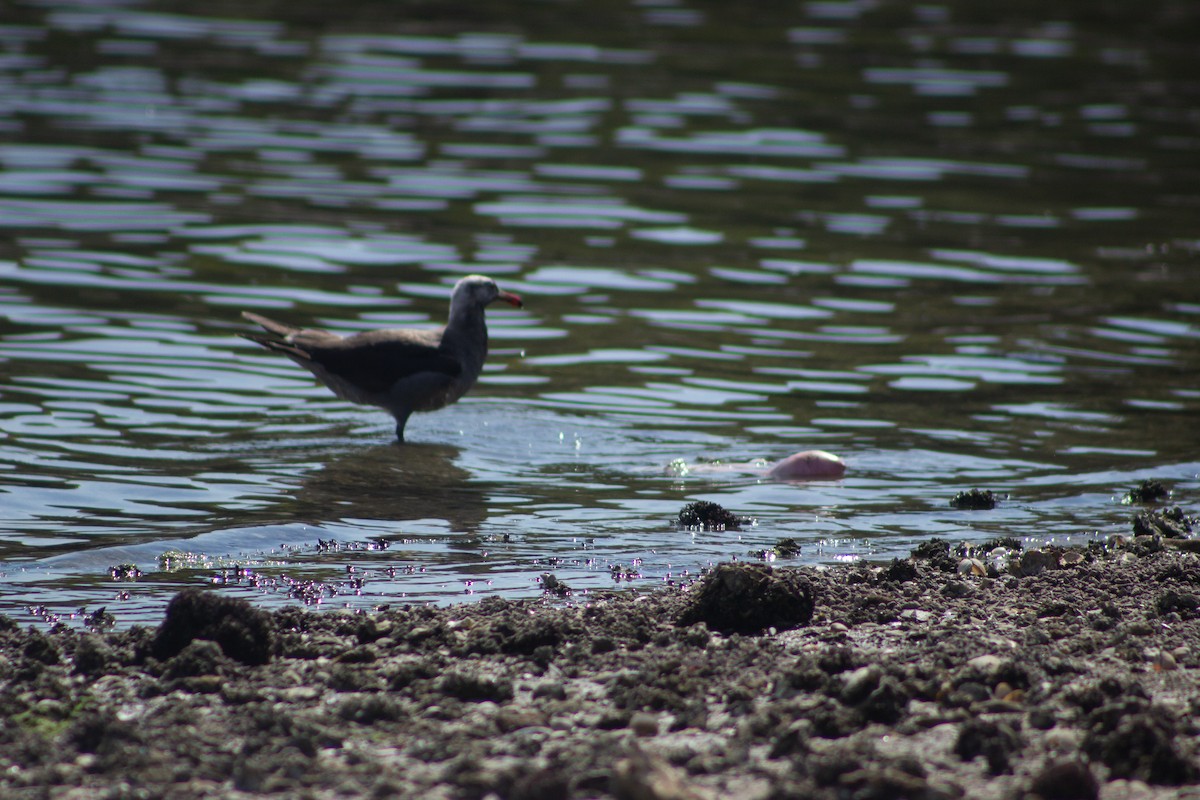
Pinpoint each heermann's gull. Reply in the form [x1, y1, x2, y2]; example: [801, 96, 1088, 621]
[239, 274, 523, 441]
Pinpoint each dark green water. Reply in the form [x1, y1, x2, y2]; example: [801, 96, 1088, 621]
[1, 0, 1197, 626]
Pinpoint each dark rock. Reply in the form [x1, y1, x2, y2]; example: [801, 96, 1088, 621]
[836, 766, 945, 800]
[532, 681, 567, 701]
[1012, 549, 1059, 577]
[676, 500, 747, 531]
[977, 537, 1023, 553]
[770, 720, 810, 758]
[1083, 700, 1198, 785]
[72, 634, 113, 676]
[1037, 601, 1074, 618]
[774, 537, 802, 558]
[162, 639, 229, 680]
[910, 539, 958, 572]
[944, 681, 991, 707]
[1124, 480, 1169, 504]
[151, 589, 274, 666]
[509, 761, 571, 800]
[941, 580, 975, 598]
[337, 694, 404, 724]
[22, 631, 61, 666]
[954, 719, 1021, 774]
[1027, 707, 1057, 730]
[818, 646, 860, 675]
[950, 489, 998, 510]
[840, 665, 881, 705]
[1156, 590, 1200, 619]
[84, 607, 116, 631]
[880, 558, 919, 583]
[1133, 507, 1193, 539]
[1027, 760, 1099, 800]
[335, 645, 378, 664]
[859, 676, 908, 724]
[67, 709, 142, 764]
[541, 573, 572, 597]
[678, 563, 815, 634]
[437, 667, 514, 703]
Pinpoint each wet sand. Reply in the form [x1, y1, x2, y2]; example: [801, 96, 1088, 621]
[1, 536, 1198, 799]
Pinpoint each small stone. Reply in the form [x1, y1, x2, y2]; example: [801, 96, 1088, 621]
[1028, 708, 1057, 730]
[942, 580, 976, 598]
[1011, 549, 1058, 577]
[496, 706, 547, 733]
[630, 712, 660, 737]
[953, 681, 992, 704]
[1152, 650, 1178, 672]
[1028, 759, 1099, 800]
[1001, 687, 1026, 703]
[841, 665, 882, 704]
[612, 747, 710, 800]
[966, 654, 1003, 676]
[532, 681, 567, 701]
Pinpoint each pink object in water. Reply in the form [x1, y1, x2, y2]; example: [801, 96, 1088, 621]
[766, 450, 846, 481]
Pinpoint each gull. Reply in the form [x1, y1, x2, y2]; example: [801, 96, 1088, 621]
[240, 274, 523, 441]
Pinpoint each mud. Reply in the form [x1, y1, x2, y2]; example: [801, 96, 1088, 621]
[3, 541, 1200, 799]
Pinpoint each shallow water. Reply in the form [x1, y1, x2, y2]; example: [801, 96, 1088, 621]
[1, 0, 1198, 627]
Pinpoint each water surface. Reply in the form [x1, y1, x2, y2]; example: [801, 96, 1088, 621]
[1, 0, 1198, 626]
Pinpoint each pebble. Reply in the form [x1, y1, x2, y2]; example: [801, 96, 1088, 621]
[496, 706, 548, 733]
[842, 665, 881, 701]
[1001, 688, 1026, 704]
[532, 681, 567, 701]
[278, 686, 320, 702]
[954, 681, 991, 703]
[1043, 726, 1083, 751]
[942, 580, 976, 598]
[966, 654, 1003, 675]
[1152, 650, 1178, 672]
[1012, 549, 1058, 577]
[630, 711, 660, 738]
[1124, 621, 1155, 637]
[1028, 759, 1099, 800]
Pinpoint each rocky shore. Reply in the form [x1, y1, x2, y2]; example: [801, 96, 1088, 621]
[2, 535, 1199, 799]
